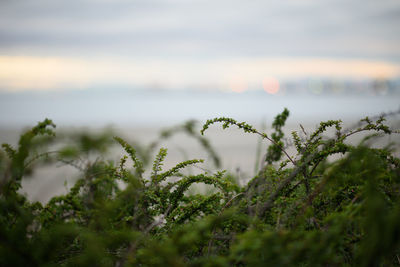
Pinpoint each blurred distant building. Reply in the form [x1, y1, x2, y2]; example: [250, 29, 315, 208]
[278, 78, 400, 96]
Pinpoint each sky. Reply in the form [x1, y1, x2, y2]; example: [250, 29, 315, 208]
[1, 0, 400, 91]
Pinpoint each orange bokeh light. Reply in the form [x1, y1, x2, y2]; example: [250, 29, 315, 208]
[262, 77, 280, 94]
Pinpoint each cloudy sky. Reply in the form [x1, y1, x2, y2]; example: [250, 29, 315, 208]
[1, 0, 400, 91]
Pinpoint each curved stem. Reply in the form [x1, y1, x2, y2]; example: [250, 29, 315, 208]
[256, 130, 296, 166]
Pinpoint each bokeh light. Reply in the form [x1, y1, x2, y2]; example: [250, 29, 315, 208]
[262, 77, 280, 94]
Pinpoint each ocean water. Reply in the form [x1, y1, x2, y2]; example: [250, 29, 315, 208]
[0, 90, 399, 128]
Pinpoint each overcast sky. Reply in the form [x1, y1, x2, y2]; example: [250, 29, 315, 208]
[1, 0, 400, 90]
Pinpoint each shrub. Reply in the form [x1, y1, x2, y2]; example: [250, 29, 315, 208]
[0, 110, 399, 266]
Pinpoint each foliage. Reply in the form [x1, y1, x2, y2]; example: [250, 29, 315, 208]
[1, 109, 400, 266]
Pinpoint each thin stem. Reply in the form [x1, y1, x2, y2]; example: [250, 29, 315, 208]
[256, 130, 296, 166]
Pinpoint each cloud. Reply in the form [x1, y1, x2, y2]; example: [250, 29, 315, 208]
[0, 0, 399, 60]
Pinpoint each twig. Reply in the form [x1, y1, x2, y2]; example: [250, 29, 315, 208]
[300, 124, 308, 137]
[258, 164, 306, 217]
[257, 130, 296, 166]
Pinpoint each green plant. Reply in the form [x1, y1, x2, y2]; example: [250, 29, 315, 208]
[0, 109, 399, 266]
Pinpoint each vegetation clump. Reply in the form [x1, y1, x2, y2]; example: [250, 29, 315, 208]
[1, 109, 399, 266]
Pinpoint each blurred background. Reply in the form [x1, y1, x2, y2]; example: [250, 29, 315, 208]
[1, 0, 400, 126]
[1, 0, 400, 200]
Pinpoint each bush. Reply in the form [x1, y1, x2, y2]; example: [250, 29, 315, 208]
[1, 110, 399, 266]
